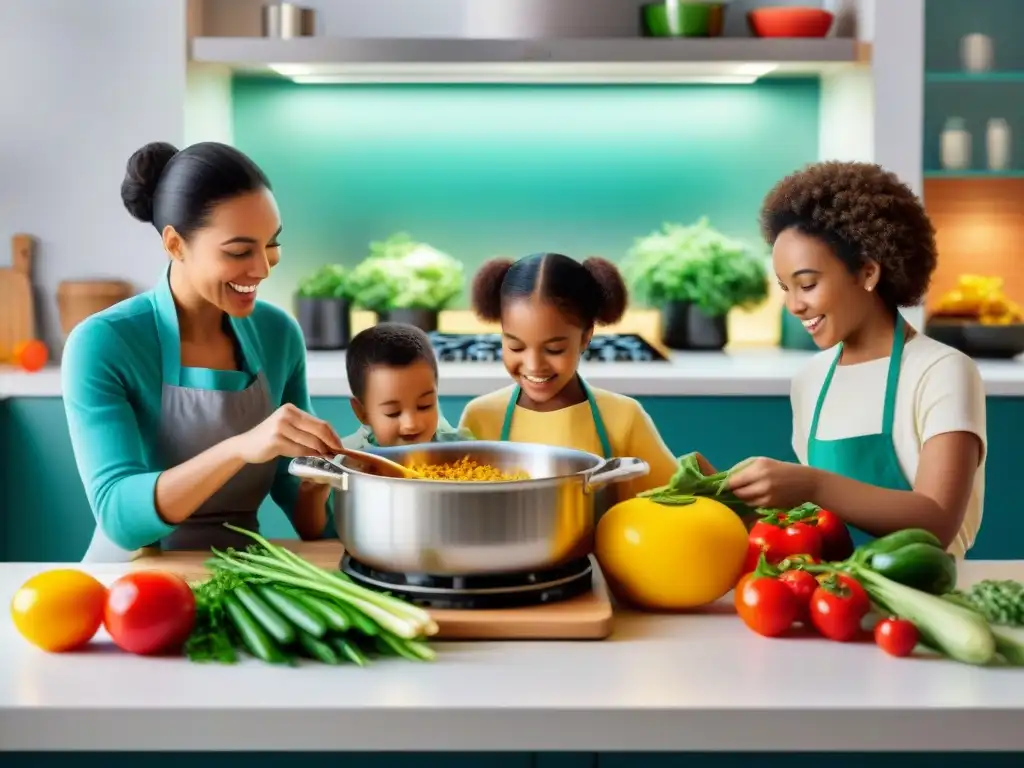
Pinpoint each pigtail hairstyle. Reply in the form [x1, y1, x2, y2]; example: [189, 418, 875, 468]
[470, 258, 514, 322]
[581, 257, 628, 326]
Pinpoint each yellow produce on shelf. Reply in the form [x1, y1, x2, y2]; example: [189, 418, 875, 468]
[933, 275, 1023, 325]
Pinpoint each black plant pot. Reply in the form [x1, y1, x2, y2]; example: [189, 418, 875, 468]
[379, 308, 439, 333]
[296, 296, 351, 350]
[660, 301, 728, 350]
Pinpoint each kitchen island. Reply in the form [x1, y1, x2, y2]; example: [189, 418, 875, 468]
[2, 557, 1023, 754]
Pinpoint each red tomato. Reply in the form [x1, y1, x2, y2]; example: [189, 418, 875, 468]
[874, 618, 919, 657]
[746, 520, 822, 570]
[778, 569, 818, 622]
[734, 574, 798, 638]
[813, 509, 855, 561]
[104, 571, 196, 656]
[780, 522, 822, 561]
[809, 574, 869, 642]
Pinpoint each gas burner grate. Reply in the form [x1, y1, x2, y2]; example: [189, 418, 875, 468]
[340, 554, 595, 610]
[427, 332, 667, 363]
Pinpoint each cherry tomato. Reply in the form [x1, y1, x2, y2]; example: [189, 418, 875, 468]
[10, 569, 108, 652]
[778, 569, 818, 622]
[874, 618, 919, 657]
[809, 574, 869, 642]
[104, 571, 196, 656]
[734, 574, 798, 637]
[813, 509, 855, 561]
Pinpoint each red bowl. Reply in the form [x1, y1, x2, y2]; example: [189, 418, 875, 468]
[747, 7, 834, 37]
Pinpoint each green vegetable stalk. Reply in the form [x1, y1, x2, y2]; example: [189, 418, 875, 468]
[637, 452, 758, 520]
[184, 524, 438, 667]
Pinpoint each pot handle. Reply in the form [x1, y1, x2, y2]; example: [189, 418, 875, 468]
[583, 457, 650, 494]
[288, 455, 349, 491]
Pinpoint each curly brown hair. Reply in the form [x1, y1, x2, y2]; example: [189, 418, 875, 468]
[759, 161, 937, 308]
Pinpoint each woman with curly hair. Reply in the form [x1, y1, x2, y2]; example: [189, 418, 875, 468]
[458, 252, 681, 500]
[727, 161, 986, 558]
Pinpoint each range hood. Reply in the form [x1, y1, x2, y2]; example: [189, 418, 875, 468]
[189, 36, 870, 84]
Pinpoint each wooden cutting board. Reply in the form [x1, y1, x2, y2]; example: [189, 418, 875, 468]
[130, 540, 614, 641]
[0, 234, 36, 363]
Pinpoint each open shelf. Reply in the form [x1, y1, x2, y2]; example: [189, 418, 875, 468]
[924, 170, 1024, 179]
[189, 36, 869, 83]
[926, 71, 1024, 84]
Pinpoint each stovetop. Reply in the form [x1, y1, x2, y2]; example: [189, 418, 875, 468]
[341, 553, 595, 610]
[427, 332, 667, 363]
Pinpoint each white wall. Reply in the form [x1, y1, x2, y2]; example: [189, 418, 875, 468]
[0, 0, 188, 354]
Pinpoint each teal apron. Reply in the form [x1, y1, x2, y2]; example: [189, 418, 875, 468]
[806, 313, 913, 548]
[499, 377, 613, 459]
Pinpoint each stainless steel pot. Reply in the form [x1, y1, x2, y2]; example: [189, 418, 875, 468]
[288, 441, 649, 575]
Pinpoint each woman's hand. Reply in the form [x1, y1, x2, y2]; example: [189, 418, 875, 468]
[234, 404, 343, 464]
[727, 456, 818, 510]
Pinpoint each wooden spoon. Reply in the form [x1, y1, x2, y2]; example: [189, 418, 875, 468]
[333, 446, 423, 479]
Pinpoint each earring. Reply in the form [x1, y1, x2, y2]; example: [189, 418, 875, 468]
[866, 283, 875, 292]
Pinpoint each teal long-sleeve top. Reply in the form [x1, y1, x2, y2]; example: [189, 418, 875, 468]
[61, 271, 315, 551]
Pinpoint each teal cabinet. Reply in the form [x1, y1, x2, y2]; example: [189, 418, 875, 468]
[1, 395, 1021, 562]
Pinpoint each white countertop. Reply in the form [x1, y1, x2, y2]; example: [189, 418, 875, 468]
[3, 349, 1024, 399]
[2, 559, 1023, 752]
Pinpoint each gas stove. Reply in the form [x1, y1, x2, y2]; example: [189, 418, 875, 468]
[428, 332, 667, 363]
[341, 553, 595, 610]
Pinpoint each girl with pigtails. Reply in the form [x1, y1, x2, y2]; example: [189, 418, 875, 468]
[458, 252, 679, 500]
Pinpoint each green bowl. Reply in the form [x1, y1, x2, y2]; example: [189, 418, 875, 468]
[642, 2, 725, 37]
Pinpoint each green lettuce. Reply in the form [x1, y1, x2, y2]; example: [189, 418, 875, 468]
[348, 233, 465, 313]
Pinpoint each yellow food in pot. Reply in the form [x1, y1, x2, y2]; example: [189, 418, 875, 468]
[595, 495, 748, 610]
[410, 456, 530, 482]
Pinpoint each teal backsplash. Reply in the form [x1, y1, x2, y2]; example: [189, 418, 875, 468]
[230, 77, 820, 310]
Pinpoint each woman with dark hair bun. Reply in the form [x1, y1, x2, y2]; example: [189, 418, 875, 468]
[63, 141, 342, 561]
[459, 252, 679, 500]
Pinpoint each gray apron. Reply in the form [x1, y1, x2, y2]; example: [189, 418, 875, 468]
[81, 273, 277, 562]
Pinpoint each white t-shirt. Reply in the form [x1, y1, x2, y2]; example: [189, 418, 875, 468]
[790, 333, 987, 559]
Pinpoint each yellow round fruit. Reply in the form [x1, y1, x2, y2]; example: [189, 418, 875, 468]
[595, 495, 749, 610]
[10, 569, 108, 652]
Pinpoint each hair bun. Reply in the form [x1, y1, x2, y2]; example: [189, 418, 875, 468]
[120, 141, 178, 223]
[471, 258, 514, 322]
[582, 257, 629, 325]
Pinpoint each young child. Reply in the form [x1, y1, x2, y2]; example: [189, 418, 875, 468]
[342, 322, 470, 449]
[458, 252, 679, 500]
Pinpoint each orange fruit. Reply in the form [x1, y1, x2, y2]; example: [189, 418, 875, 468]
[10, 569, 108, 652]
[14, 339, 48, 372]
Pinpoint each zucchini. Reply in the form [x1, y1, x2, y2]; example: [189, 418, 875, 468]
[866, 542, 957, 595]
[852, 566, 996, 665]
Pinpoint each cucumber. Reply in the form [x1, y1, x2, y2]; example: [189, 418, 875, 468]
[297, 631, 342, 664]
[223, 592, 288, 664]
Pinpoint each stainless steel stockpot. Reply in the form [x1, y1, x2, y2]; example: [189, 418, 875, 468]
[289, 440, 649, 575]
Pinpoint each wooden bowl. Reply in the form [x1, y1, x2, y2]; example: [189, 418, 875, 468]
[747, 7, 834, 37]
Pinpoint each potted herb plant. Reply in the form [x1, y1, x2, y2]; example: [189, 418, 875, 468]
[622, 218, 769, 350]
[347, 232, 464, 333]
[295, 264, 353, 350]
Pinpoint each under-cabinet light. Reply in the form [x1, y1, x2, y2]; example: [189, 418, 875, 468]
[288, 73, 760, 84]
[268, 62, 777, 85]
